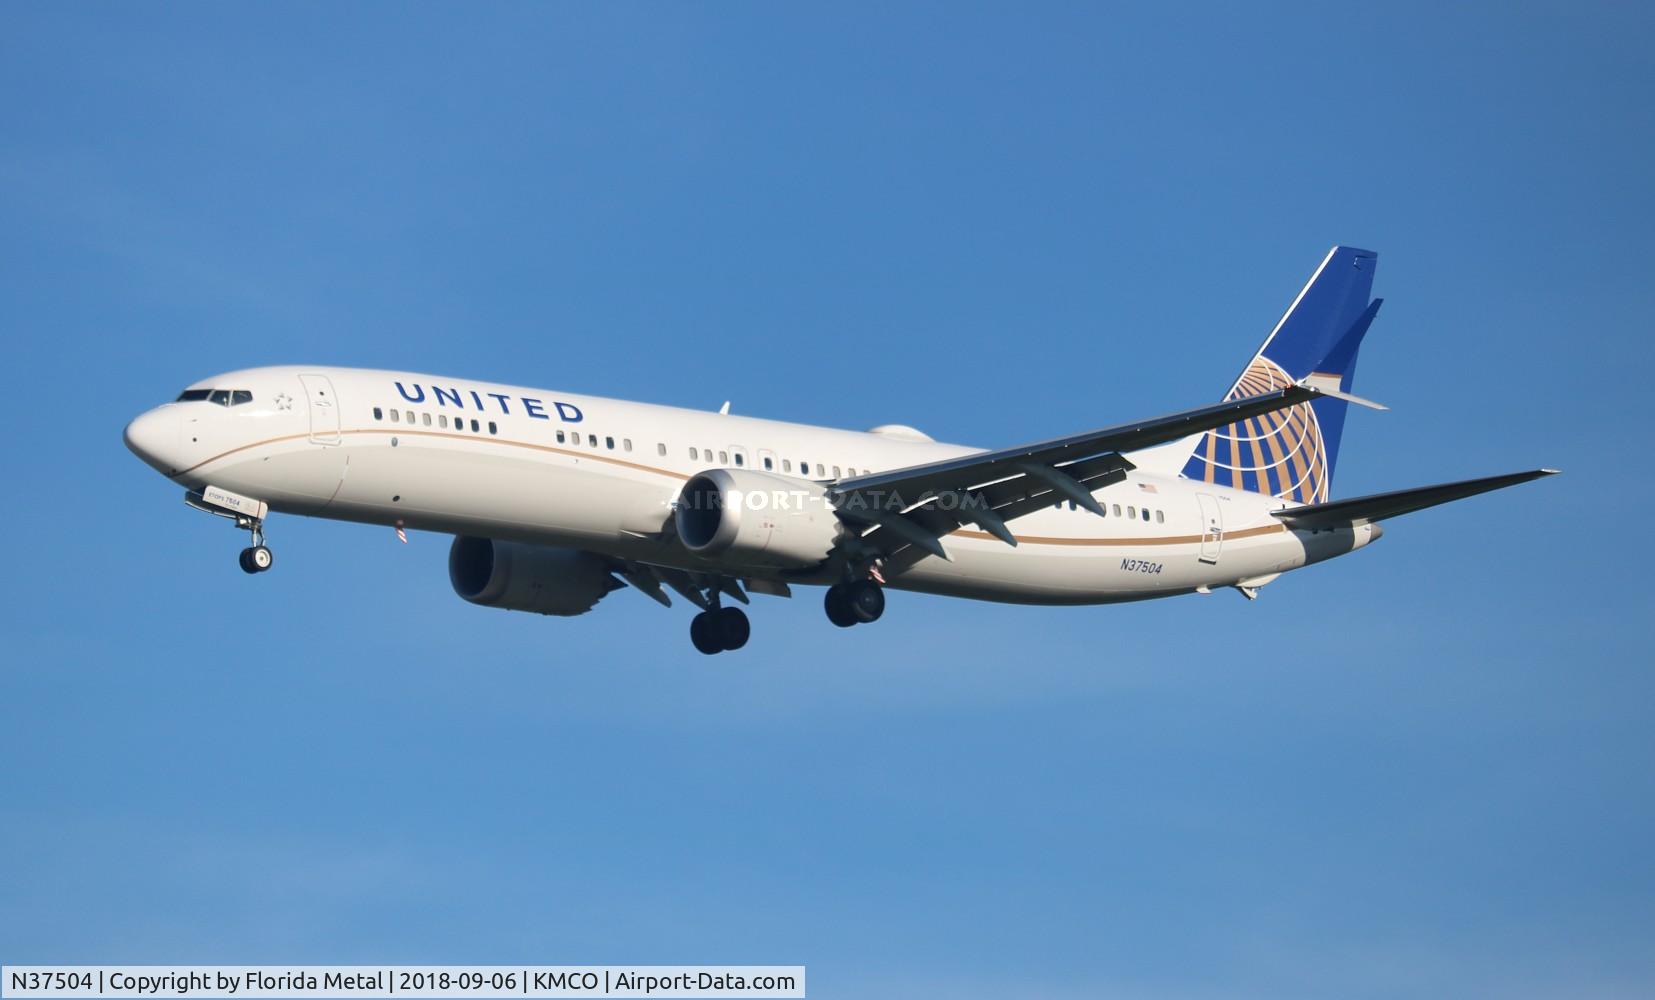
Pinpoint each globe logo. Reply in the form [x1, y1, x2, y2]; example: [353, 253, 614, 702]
[1183, 355, 1329, 504]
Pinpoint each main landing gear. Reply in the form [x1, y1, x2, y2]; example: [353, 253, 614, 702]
[690, 606, 750, 655]
[824, 580, 884, 628]
[676, 572, 883, 654]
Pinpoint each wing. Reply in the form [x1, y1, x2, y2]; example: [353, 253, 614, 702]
[825, 384, 1363, 567]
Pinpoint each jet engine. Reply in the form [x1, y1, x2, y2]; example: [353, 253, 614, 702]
[674, 469, 844, 568]
[448, 536, 623, 616]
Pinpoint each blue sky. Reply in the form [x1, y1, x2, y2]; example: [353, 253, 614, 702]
[2, 4, 1652, 997]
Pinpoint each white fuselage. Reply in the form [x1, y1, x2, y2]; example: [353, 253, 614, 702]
[123, 366, 1378, 604]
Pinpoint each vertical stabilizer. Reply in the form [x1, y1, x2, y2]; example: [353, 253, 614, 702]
[1179, 246, 1380, 503]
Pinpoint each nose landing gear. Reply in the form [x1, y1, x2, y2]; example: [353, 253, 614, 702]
[183, 486, 275, 575]
[235, 516, 274, 574]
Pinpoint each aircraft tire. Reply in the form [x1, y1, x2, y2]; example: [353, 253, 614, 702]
[824, 585, 857, 628]
[690, 612, 723, 655]
[715, 607, 750, 651]
[846, 580, 885, 623]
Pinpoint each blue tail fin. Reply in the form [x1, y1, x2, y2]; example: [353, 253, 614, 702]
[1179, 246, 1381, 503]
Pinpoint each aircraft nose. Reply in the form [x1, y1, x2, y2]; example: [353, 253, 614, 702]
[124, 406, 181, 475]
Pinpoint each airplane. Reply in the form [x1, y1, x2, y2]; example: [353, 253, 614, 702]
[123, 246, 1555, 654]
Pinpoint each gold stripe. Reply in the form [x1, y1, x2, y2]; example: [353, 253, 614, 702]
[178, 432, 314, 475]
[952, 523, 1287, 547]
[179, 427, 693, 482]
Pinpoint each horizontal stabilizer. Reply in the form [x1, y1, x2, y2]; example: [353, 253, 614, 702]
[1272, 469, 1558, 530]
[1298, 378, 1387, 411]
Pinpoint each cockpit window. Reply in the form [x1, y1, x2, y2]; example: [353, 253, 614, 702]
[176, 388, 253, 406]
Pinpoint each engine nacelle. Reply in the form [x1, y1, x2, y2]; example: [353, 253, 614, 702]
[448, 536, 622, 616]
[674, 468, 843, 568]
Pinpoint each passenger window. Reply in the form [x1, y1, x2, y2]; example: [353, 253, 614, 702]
[373, 407, 383, 421]
[390, 410, 400, 423]
[422, 413, 432, 427]
[624, 439, 633, 452]
[588, 434, 597, 447]
[816, 463, 825, 477]
[1156, 510, 1164, 523]
[405, 411, 415, 423]
[1113, 504, 1121, 516]
[1127, 506, 1135, 519]
[231, 390, 252, 405]
[657, 443, 666, 456]
[473, 419, 481, 432]
[557, 429, 566, 443]
[439, 415, 448, 429]
[1141, 507, 1150, 522]
[719, 451, 729, 464]
[783, 459, 792, 472]
[689, 446, 698, 460]
[833, 466, 841, 478]
[489, 421, 498, 435]
[605, 436, 614, 449]
[763, 457, 773, 471]
[734, 453, 744, 466]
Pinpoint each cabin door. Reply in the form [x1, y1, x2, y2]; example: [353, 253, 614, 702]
[298, 374, 341, 445]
